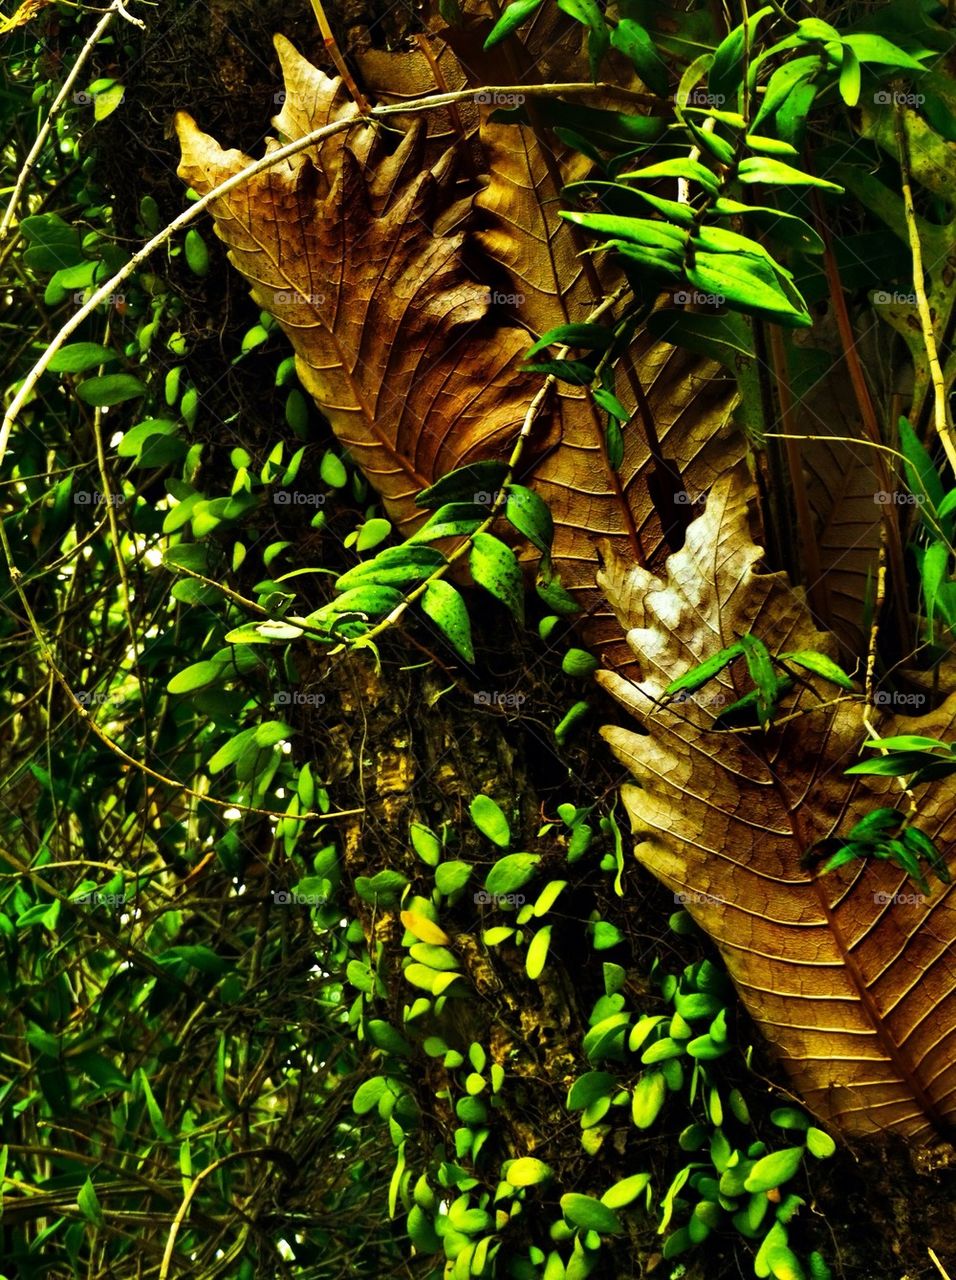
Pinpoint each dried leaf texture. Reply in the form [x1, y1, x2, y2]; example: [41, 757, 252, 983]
[179, 32, 740, 675]
[597, 467, 956, 1142]
[177, 38, 538, 532]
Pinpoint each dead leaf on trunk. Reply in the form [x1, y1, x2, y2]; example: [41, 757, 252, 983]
[597, 466, 956, 1143]
[177, 34, 740, 677]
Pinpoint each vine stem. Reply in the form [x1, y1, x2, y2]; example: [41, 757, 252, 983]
[0, 0, 144, 241]
[894, 104, 956, 476]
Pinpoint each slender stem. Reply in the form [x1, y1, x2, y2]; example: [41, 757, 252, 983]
[0, 0, 143, 240]
[894, 105, 956, 476]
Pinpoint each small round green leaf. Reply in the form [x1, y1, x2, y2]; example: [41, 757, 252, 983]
[744, 1146, 803, 1193]
[506, 1157, 553, 1187]
[560, 1193, 622, 1235]
[469, 794, 511, 847]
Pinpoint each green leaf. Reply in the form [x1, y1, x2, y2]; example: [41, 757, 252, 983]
[710, 199, 824, 254]
[562, 648, 599, 678]
[408, 502, 485, 543]
[420, 580, 474, 662]
[416, 461, 509, 508]
[709, 7, 774, 101]
[167, 660, 226, 695]
[470, 532, 524, 622]
[562, 210, 690, 250]
[505, 485, 554, 553]
[77, 1176, 104, 1225]
[410, 822, 442, 866]
[320, 450, 348, 488]
[744, 134, 799, 156]
[738, 157, 843, 192]
[184, 228, 210, 277]
[435, 861, 472, 896]
[336, 546, 444, 591]
[485, 853, 540, 895]
[687, 251, 810, 327]
[839, 46, 862, 106]
[777, 650, 854, 690]
[526, 324, 613, 358]
[356, 517, 392, 552]
[76, 374, 146, 405]
[136, 1067, 173, 1140]
[631, 1072, 667, 1128]
[555, 699, 590, 745]
[750, 56, 822, 132]
[207, 727, 257, 774]
[842, 33, 927, 70]
[353, 1076, 388, 1115]
[525, 924, 552, 979]
[616, 155, 721, 189]
[805, 1127, 836, 1158]
[560, 1193, 622, 1235]
[522, 358, 595, 385]
[898, 415, 944, 511]
[507, 1157, 553, 1187]
[470, 794, 511, 847]
[47, 342, 121, 373]
[118, 418, 179, 459]
[568, 1071, 616, 1111]
[601, 1172, 651, 1209]
[483, 0, 543, 49]
[666, 641, 743, 694]
[771, 1108, 810, 1131]
[556, 0, 608, 79]
[610, 19, 668, 95]
[744, 1146, 804, 1192]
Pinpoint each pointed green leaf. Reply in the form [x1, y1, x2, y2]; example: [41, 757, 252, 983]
[420, 580, 474, 662]
[470, 532, 525, 622]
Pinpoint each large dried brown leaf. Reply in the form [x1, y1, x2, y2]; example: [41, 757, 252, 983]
[177, 39, 539, 531]
[597, 467, 956, 1143]
[178, 35, 740, 676]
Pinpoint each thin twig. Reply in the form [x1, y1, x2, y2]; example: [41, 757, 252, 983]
[0, 0, 144, 240]
[894, 104, 956, 476]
